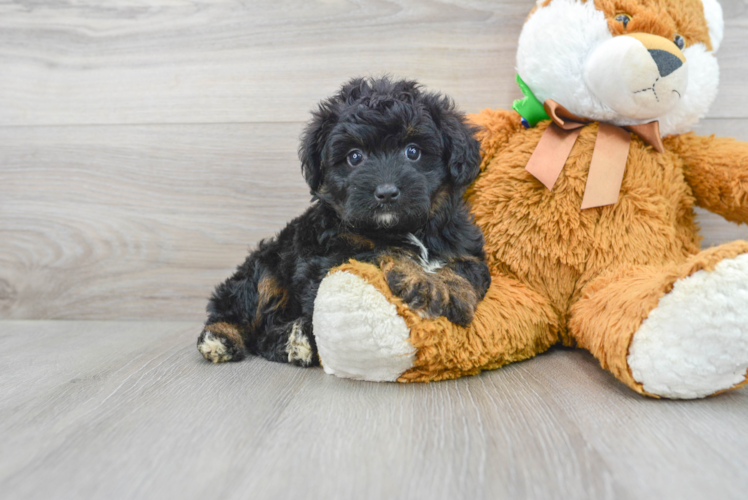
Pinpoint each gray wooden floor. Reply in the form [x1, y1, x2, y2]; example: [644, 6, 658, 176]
[2, 1, 748, 498]
[1, 321, 746, 500]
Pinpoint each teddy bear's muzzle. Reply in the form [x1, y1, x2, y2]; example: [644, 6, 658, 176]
[584, 32, 688, 121]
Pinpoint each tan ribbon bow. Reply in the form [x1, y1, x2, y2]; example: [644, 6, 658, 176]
[525, 100, 665, 209]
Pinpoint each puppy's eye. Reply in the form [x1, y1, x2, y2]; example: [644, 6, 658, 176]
[347, 149, 364, 167]
[674, 34, 685, 50]
[405, 145, 421, 161]
[615, 13, 631, 29]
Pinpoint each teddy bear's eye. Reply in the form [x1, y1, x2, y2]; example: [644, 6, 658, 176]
[674, 35, 685, 50]
[615, 13, 631, 29]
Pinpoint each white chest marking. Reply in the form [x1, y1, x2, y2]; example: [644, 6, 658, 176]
[406, 233, 444, 274]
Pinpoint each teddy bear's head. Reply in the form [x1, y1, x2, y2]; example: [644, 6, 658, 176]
[517, 0, 724, 136]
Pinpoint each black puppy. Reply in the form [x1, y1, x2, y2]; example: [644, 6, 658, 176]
[197, 77, 490, 367]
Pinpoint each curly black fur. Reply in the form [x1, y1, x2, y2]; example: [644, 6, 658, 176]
[198, 77, 490, 366]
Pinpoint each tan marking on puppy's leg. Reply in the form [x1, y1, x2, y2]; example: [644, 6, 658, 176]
[429, 186, 452, 217]
[204, 322, 245, 349]
[339, 233, 376, 250]
[253, 275, 289, 330]
[257, 276, 289, 310]
[198, 322, 245, 363]
[286, 319, 313, 366]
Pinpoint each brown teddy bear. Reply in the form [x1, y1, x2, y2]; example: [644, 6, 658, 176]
[312, 0, 748, 399]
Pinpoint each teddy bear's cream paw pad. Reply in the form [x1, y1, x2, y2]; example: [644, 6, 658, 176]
[313, 270, 415, 381]
[628, 253, 748, 399]
[197, 331, 233, 364]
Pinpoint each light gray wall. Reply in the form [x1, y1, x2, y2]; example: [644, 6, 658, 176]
[1, 0, 747, 320]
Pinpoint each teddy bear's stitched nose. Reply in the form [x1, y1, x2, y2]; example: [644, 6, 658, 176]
[649, 49, 683, 78]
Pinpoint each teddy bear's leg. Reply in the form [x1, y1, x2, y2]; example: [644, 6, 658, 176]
[570, 241, 748, 399]
[313, 260, 559, 382]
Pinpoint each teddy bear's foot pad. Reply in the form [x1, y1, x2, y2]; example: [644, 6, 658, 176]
[313, 270, 416, 381]
[628, 254, 748, 399]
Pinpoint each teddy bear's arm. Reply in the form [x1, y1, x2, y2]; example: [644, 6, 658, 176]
[667, 133, 748, 224]
[467, 108, 525, 173]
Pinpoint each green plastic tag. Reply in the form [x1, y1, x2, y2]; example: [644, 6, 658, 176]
[512, 74, 550, 128]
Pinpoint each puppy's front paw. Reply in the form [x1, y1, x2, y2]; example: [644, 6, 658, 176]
[386, 269, 448, 320]
[197, 323, 245, 363]
[385, 268, 479, 327]
[443, 293, 478, 327]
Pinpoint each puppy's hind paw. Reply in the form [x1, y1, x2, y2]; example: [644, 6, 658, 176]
[286, 319, 316, 367]
[197, 324, 245, 363]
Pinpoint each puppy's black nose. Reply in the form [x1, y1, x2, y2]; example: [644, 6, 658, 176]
[374, 184, 400, 202]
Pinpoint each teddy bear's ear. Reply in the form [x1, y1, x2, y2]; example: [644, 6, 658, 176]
[701, 0, 724, 53]
[298, 97, 339, 193]
[429, 95, 481, 189]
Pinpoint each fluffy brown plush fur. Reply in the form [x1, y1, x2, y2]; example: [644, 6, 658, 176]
[330, 108, 748, 395]
[319, 0, 748, 396]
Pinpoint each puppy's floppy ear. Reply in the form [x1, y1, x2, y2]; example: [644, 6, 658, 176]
[432, 97, 481, 189]
[299, 98, 338, 193]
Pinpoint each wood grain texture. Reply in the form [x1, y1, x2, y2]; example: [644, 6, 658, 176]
[2, 3, 747, 498]
[1, 0, 748, 320]
[3, 120, 748, 320]
[0, 0, 747, 126]
[0, 123, 309, 319]
[0, 321, 746, 500]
